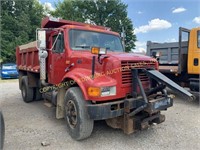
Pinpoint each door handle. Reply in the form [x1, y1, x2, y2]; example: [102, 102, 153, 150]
[65, 63, 75, 72]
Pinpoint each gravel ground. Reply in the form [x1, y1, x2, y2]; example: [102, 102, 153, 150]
[0, 80, 200, 150]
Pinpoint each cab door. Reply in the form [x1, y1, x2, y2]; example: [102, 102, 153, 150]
[188, 29, 200, 74]
[49, 31, 66, 84]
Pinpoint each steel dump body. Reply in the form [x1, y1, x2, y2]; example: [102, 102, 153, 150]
[146, 27, 200, 94]
[16, 41, 40, 73]
[146, 41, 188, 74]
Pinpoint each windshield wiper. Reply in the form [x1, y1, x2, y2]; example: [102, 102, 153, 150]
[75, 45, 91, 49]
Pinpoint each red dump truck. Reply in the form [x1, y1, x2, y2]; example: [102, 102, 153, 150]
[16, 17, 194, 140]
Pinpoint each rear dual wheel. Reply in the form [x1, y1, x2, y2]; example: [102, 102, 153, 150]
[21, 76, 34, 103]
[21, 76, 42, 103]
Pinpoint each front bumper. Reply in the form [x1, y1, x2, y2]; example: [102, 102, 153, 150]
[87, 96, 173, 120]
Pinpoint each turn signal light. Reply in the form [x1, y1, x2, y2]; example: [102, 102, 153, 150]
[91, 47, 107, 55]
[88, 87, 100, 97]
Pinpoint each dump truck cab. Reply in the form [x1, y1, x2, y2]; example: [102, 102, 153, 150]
[16, 17, 194, 140]
[188, 27, 200, 74]
[39, 17, 159, 102]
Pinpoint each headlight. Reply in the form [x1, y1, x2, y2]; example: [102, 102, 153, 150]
[2, 71, 8, 74]
[101, 86, 116, 97]
[88, 86, 116, 97]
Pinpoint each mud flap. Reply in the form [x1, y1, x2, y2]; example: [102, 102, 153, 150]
[146, 70, 195, 101]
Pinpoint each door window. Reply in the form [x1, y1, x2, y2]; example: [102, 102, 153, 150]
[52, 33, 64, 53]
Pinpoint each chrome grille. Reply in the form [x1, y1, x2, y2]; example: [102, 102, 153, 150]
[121, 61, 156, 85]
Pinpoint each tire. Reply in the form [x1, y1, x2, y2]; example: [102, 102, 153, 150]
[0, 111, 5, 150]
[21, 76, 34, 103]
[64, 87, 94, 140]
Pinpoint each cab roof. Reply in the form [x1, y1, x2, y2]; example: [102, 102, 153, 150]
[41, 17, 111, 31]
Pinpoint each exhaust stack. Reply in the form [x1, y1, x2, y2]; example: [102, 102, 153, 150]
[37, 29, 49, 86]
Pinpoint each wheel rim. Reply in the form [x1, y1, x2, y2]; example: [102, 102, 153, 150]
[66, 100, 77, 128]
[21, 85, 26, 99]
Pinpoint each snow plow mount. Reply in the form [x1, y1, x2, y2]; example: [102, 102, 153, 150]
[145, 69, 195, 101]
[105, 68, 194, 134]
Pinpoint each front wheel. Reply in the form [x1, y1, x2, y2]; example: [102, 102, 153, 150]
[64, 87, 94, 140]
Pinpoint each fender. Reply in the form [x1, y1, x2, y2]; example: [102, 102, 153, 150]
[62, 68, 117, 100]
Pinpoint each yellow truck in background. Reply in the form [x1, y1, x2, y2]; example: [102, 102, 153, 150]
[147, 27, 200, 95]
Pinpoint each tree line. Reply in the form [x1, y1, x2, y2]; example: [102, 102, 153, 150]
[1, 0, 136, 63]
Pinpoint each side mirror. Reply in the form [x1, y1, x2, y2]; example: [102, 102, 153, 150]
[37, 30, 46, 49]
[91, 47, 107, 65]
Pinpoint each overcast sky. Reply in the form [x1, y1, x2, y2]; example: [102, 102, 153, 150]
[40, 0, 200, 52]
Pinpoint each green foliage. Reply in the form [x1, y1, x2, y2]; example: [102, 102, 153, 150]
[52, 0, 136, 52]
[0, 0, 136, 63]
[0, 0, 44, 63]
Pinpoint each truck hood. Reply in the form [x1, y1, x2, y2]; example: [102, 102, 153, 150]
[106, 52, 154, 61]
[71, 51, 155, 62]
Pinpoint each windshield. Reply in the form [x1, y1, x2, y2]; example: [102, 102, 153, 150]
[69, 29, 123, 52]
[2, 64, 16, 70]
